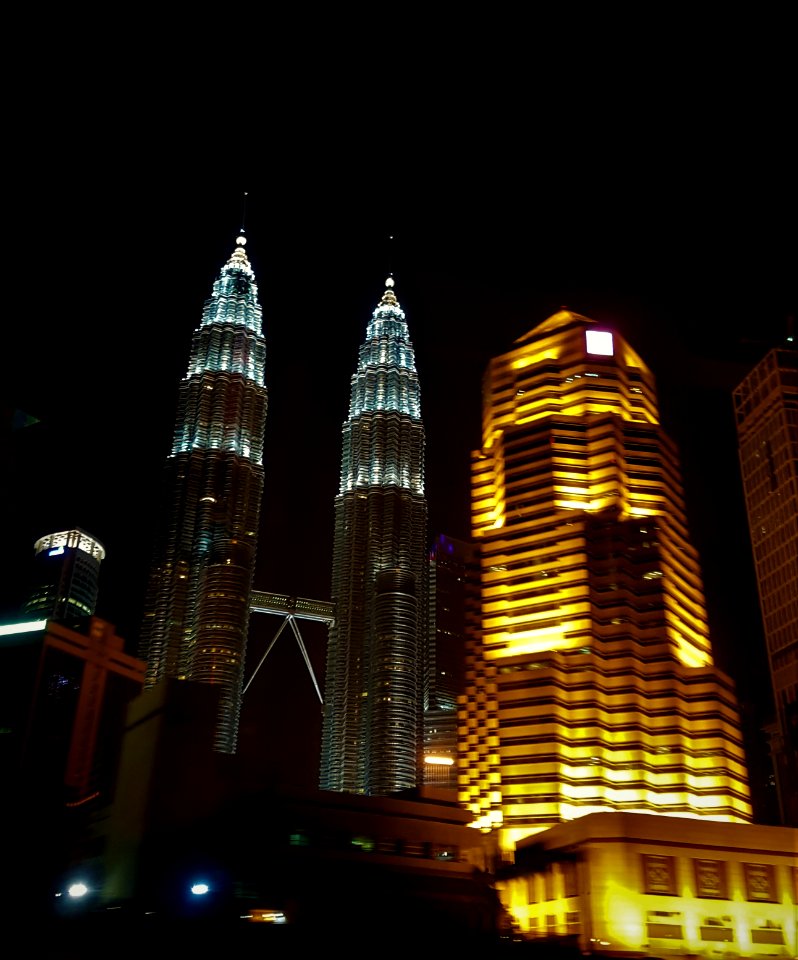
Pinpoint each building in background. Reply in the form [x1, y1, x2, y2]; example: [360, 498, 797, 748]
[460, 310, 753, 856]
[733, 345, 798, 827]
[320, 278, 428, 796]
[424, 533, 479, 789]
[138, 231, 267, 754]
[23, 528, 105, 623]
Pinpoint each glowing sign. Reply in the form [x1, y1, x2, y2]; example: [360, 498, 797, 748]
[48, 546, 65, 557]
[586, 330, 614, 356]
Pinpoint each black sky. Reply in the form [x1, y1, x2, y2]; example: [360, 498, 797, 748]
[2, 24, 795, 799]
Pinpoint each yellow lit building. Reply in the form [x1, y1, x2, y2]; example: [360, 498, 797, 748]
[459, 311, 753, 856]
[497, 811, 797, 957]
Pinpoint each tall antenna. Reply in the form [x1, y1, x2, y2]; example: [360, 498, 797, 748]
[387, 232, 396, 280]
[240, 191, 248, 233]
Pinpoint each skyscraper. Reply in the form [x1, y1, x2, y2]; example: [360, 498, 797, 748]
[424, 533, 479, 789]
[320, 277, 428, 796]
[23, 528, 105, 623]
[139, 231, 267, 754]
[460, 310, 752, 855]
[733, 345, 798, 826]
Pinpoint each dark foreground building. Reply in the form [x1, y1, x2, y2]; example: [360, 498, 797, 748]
[40, 678, 512, 956]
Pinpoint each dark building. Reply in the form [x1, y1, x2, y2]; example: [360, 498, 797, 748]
[733, 345, 798, 826]
[319, 278, 429, 796]
[138, 231, 267, 754]
[0, 617, 145, 801]
[424, 533, 479, 789]
[93, 678, 508, 950]
[0, 616, 145, 919]
[23, 527, 105, 623]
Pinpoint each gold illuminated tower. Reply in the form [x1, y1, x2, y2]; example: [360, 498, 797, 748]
[460, 310, 752, 855]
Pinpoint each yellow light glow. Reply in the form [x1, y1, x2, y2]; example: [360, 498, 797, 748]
[673, 638, 711, 668]
[511, 348, 560, 370]
[486, 629, 568, 659]
[597, 874, 645, 949]
[424, 755, 454, 766]
[554, 499, 593, 511]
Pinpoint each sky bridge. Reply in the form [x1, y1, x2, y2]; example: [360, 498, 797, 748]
[245, 591, 335, 704]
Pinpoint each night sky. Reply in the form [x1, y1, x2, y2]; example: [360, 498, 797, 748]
[2, 31, 794, 801]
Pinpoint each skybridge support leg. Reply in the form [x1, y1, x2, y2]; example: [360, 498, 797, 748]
[243, 613, 325, 705]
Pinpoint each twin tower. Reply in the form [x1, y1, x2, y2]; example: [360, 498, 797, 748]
[138, 234, 428, 796]
[138, 230, 752, 846]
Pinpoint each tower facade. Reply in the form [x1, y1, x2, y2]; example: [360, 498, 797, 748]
[23, 528, 105, 622]
[139, 232, 267, 754]
[733, 346, 798, 826]
[460, 310, 752, 854]
[424, 533, 479, 789]
[320, 278, 428, 796]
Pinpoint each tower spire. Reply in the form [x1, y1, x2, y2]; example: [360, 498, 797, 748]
[240, 191, 248, 234]
[380, 275, 398, 307]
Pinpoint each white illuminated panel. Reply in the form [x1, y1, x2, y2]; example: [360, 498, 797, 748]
[586, 329, 614, 356]
[0, 619, 47, 637]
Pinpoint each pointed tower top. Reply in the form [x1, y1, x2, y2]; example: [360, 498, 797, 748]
[221, 229, 254, 278]
[379, 275, 399, 307]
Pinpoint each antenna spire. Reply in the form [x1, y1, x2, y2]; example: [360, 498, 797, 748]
[387, 232, 396, 282]
[240, 192, 248, 233]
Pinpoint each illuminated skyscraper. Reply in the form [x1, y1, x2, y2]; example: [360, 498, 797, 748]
[320, 278, 428, 796]
[23, 528, 105, 622]
[733, 345, 798, 826]
[460, 310, 752, 855]
[138, 231, 267, 754]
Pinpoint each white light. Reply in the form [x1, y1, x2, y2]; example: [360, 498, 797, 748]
[0, 619, 47, 637]
[191, 882, 210, 896]
[586, 329, 614, 356]
[67, 882, 89, 899]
